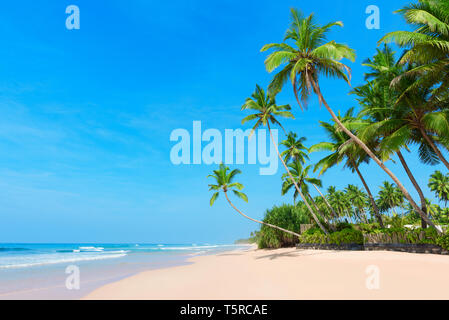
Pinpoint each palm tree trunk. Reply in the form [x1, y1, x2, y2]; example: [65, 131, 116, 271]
[307, 193, 337, 231]
[396, 150, 428, 228]
[310, 80, 440, 234]
[311, 183, 338, 218]
[267, 122, 329, 234]
[224, 191, 301, 238]
[419, 127, 449, 171]
[349, 157, 384, 227]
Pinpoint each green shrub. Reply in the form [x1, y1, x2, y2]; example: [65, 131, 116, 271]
[298, 228, 363, 246]
[257, 204, 310, 249]
[335, 222, 354, 231]
[330, 228, 364, 245]
[437, 233, 449, 250]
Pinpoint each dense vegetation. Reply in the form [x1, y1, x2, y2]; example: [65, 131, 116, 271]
[210, 0, 449, 249]
[257, 205, 310, 248]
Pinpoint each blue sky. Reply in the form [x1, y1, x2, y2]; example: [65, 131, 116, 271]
[0, 0, 447, 244]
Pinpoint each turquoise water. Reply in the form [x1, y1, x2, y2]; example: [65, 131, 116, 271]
[0, 243, 249, 299]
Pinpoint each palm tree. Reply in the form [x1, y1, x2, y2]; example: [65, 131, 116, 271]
[379, 0, 449, 99]
[280, 132, 309, 164]
[241, 85, 329, 234]
[353, 44, 445, 227]
[280, 133, 338, 218]
[262, 8, 438, 233]
[327, 187, 351, 221]
[309, 110, 384, 227]
[345, 184, 369, 223]
[281, 160, 336, 231]
[208, 163, 301, 237]
[428, 170, 449, 205]
[377, 181, 405, 216]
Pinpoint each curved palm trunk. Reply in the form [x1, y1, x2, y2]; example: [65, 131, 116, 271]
[419, 127, 449, 171]
[267, 122, 329, 234]
[397, 150, 428, 228]
[223, 191, 301, 238]
[307, 193, 336, 231]
[311, 80, 440, 233]
[349, 157, 384, 227]
[311, 182, 338, 219]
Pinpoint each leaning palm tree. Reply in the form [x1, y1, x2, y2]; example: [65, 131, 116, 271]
[241, 85, 329, 234]
[281, 160, 336, 231]
[208, 163, 301, 237]
[262, 8, 437, 232]
[280, 133, 338, 218]
[309, 109, 385, 227]
[353, 44, 445, 227]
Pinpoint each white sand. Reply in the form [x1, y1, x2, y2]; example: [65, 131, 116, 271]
[83, 247, 449, 300]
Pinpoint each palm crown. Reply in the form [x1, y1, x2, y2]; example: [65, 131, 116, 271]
[281, 161, 322, 200]
[380, 0, 449, 96]
[208, 163, 248, 206]
[261, 8, 356, 109]
[280, 132, 310, 164]
[241, 84, 294, 133]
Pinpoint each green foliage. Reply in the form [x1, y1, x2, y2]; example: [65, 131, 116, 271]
[335, 222, 354, 231]
[437, 233, 449, 251]
[298, 228, 364, 246]
[357, 223, 383, 234]
[257, 204, 310, 249]
[429, 170, 449, 204]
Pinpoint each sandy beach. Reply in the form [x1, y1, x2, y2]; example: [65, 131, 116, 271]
[84, 247, 449, 300]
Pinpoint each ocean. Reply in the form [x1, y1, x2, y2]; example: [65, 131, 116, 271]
[0, 243, 250, 299]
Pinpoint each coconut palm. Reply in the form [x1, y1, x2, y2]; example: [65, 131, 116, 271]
[280, 133, 338, 218]
[281, 160, 336, 231]
[356, 45, 449, 171]
[241, 85, 329, 234]
[345, 184, 369, 223]
[262, 8, 438, 233]
[377, 181, 405, 215]
[379, 0, 449, 98]
[327, 187, 351, 220]
[280, 132, 309, 164]
[309, 109, 384, 227]
[208, 163, 301, 237]
[353, 44, 445, 228]
[428, 170, 449, 205]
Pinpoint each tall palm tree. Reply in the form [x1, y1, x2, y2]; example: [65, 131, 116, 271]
[379, 0, 449, 98]
[428, 170, 449, 205]
[353, 44, 446, 227]
[309, 109, 385, 227]
[262, 8, 438, 232]
[281, 160, 336, 231]
[356, 45, 449, 171]
[241, 85, 329, 234]
[208, 163, 301, 237]
[280, 133, 338, 218]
